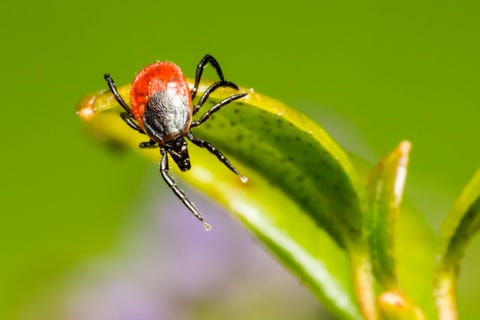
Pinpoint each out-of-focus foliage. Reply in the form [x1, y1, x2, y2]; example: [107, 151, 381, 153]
[1, 0, 479, 319]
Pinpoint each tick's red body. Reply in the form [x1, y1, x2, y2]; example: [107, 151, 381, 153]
[104, 55, 249, 228]
[130, 62, 193, 145]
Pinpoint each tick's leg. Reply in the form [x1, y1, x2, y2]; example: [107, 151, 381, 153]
[159, 149, 210, 229]
[191, 54, 228, 100]
[104, 74, 132, 114]
[192, 80, 239, 115]
[191, 91, 249, 127]
[187, 132, 247, 183]
[106, 74, 145, 134]
[120, 112, 145, 134]
[139, 139, 157, 148]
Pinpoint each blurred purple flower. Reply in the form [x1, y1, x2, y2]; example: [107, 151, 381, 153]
[64, 182, 325, 320]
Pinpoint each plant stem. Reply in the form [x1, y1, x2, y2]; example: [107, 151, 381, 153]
[434, 270, 457, 320]
[350, 249, 378, 320]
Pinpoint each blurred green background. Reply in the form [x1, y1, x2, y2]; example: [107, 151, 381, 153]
[1, 0, 479, 319]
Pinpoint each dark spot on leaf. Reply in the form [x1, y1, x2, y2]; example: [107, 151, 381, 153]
[301, 194, 309, 204]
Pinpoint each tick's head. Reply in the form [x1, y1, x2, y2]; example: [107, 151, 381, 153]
[167, 137, 191, 171]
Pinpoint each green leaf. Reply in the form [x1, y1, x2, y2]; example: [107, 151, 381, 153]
[434, 170, 480, 319]
[437, 169, 480, 271]
[78, 82, 368, 249]
[366, 141, 411, 289]
[77, 80, 436, 319]
[78, 81, 368, 318]
[365, 142, 426, 319]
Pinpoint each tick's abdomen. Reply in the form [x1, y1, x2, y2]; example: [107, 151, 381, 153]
[130, 62, 193, 146]
[143, 89, 191, 144]
[129, 61, 193, 145]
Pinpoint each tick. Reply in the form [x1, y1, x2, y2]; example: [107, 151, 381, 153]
[104, 54, 249, 229]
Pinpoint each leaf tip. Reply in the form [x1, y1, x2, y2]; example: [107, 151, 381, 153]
[76, 94, 97, 121]
[397, 140, 411, 158]
[379, 290, 407, 308]
[378, 290, 425, 320]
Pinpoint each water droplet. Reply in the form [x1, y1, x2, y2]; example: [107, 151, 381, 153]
[240, 175, 248, 184]
[203, 222, 212, 231]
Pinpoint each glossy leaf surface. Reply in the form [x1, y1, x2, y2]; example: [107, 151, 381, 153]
[78, 82, 365, 318]
[77, 80, 436, 319]
[366, 141, 411, 288]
